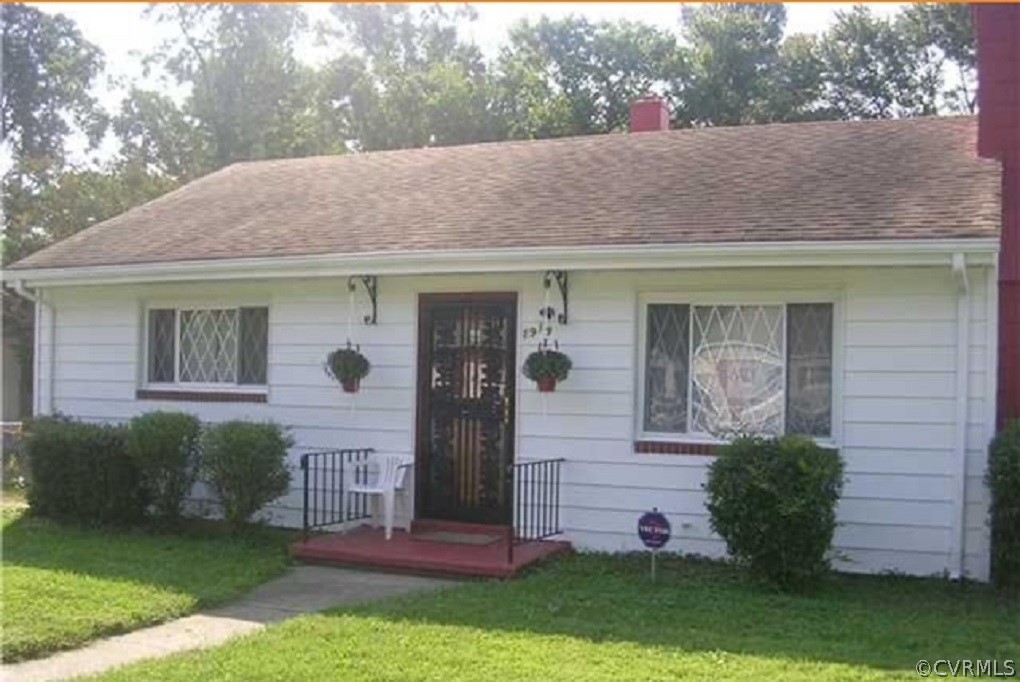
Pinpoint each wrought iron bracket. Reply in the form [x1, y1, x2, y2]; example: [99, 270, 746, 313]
[543, 270, 569, 325]
[347, 275, 378, 325]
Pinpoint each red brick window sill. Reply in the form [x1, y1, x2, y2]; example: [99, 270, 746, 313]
[136, 389, 267, 404]
[635, 441, 720, 456]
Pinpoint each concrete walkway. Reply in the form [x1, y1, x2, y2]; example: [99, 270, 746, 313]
[2, 566, 454, 682]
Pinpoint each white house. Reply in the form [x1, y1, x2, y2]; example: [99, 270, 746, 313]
[7, 103, 1011, 581]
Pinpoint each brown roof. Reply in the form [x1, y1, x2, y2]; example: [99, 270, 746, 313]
[10, 116, 1001, 271]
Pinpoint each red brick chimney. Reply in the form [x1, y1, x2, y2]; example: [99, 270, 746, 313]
[630, 96, 670, 133]
[974, 4, 1020, 426]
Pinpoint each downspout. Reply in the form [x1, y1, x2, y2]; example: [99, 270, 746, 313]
[7, 280, 53, 416]
[950, 254, 970, 579]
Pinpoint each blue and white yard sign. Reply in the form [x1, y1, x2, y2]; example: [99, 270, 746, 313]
[638, 509, 671, 549]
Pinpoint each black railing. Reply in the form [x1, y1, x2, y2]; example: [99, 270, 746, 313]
[508, 458, 565, 563]
[300, 448, 374, 540]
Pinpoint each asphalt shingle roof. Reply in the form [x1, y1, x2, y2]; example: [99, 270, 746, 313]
[10, 116, 1001, 271]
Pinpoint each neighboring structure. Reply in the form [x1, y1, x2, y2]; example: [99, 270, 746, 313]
[974, 4, 1020, 429]
[8, 2, 1020, 578]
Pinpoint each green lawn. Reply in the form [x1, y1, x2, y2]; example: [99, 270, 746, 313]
[1, 507, 293, 662]
[93, 553, 1018, 681]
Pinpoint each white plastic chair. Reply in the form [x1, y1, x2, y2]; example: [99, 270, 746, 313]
[343, 453, 410, 540]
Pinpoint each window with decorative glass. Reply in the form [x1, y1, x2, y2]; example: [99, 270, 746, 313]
[146, 307, 268, 386]
[640, 302, 834, 440]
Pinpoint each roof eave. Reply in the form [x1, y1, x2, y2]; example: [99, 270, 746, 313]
[4, 238, 1002, 288]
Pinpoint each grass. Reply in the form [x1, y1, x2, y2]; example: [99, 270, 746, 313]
[92, 553, 1019, 681]
[1, 507, 293, 663]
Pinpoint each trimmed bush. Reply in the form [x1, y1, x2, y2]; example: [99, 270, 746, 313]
[705, 435, 845, 591]
[988, 419, 1020, 589]
[25, 415, 146, 525]
[201, 421, 293, 529]
[127, 411, 202, 523]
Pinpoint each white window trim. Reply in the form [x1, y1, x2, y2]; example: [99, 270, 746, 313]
[636, 290, 843, 447]
[141, 301, 270, 393]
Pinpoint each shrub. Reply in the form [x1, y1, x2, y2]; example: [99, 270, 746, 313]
[705, 435, 845, 591]
[201, 421, 293, 529]
[988, 419, 1020, 589]
[25, 415, 146, 525]
[127, 411, 202, 523]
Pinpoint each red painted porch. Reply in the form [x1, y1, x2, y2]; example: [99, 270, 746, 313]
[291, 523, 571, 579]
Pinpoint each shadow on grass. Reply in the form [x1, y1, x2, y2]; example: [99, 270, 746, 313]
[339, 552, 1020, 674]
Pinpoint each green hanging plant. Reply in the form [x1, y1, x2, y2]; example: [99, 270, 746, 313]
[523, 346, 572, 393]
[324, 342, 371, 394]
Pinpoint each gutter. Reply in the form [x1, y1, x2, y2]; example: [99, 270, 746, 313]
[2, 238, 1002, 288]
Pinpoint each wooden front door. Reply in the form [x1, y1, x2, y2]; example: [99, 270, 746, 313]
[415, 293, 517, 525]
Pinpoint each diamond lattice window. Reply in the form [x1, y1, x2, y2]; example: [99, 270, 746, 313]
[179, 309, 238, 383]
[691, 305, 784, 437]
[146, 306, 268, 386]
[642, 302, 833, 439]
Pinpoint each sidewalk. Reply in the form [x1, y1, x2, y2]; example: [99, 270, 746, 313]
[2, 566, 454, 682]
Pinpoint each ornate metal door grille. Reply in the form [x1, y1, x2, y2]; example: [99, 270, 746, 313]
[416, 294, 517, 525]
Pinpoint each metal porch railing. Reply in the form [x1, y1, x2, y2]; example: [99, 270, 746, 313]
[508, 458, 566, 564]
[300, 448, 374, 540]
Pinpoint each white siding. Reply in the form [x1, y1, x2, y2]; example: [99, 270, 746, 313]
[41, 265, 996, 579]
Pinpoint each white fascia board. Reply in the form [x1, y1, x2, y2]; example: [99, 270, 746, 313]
[5, 238, 1001, 288]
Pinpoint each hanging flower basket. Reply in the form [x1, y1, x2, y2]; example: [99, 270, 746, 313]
[324, 344, 371, 394]
[523, 349, 572, 393]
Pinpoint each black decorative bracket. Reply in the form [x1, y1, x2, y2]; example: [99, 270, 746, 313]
[347, 275, 378, 325]
[542, 270, 569, 325]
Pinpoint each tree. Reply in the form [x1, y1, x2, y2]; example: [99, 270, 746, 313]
[318, 4, 502, 151]
[143, 4, 335, 170]
[1, 4, 106, 166]
[898, 3, 976, 113]
[676, 4, 789, 126]
[816, 5, 941, 120]
[496, 16, 679, 138]
[1, 5, 110, 416]
[114, 87, 210, 181]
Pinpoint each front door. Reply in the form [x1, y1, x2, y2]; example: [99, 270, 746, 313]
[416, 293, 517, 525]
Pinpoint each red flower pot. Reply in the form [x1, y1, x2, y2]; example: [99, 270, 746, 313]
[536, 377, 557, 393]
[341, 378, 360, 393]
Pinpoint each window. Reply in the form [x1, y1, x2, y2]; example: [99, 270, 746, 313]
[146, 307, 268, 386]
[641, 302, 833, 440]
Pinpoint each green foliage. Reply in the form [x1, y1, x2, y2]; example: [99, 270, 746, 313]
[705, 435, 845, 591]
[522, 349, 573, 383]
[92, 553, 1017, 682]
[126, 412, 202, 524]
[200, 422, 293, 529]
[1, 3, 106, 162]
[987, 420, 1020, 589]
[2, 507, 292, 662]
[899, 4, 975, 113]
[678, 4, 789, 125]
[320, 4, 501, 151]
[25, 416, 146, 526]
[817, 6, 941, 120]
[324, 346, 371, 386]
[496, 16, 679, 137]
